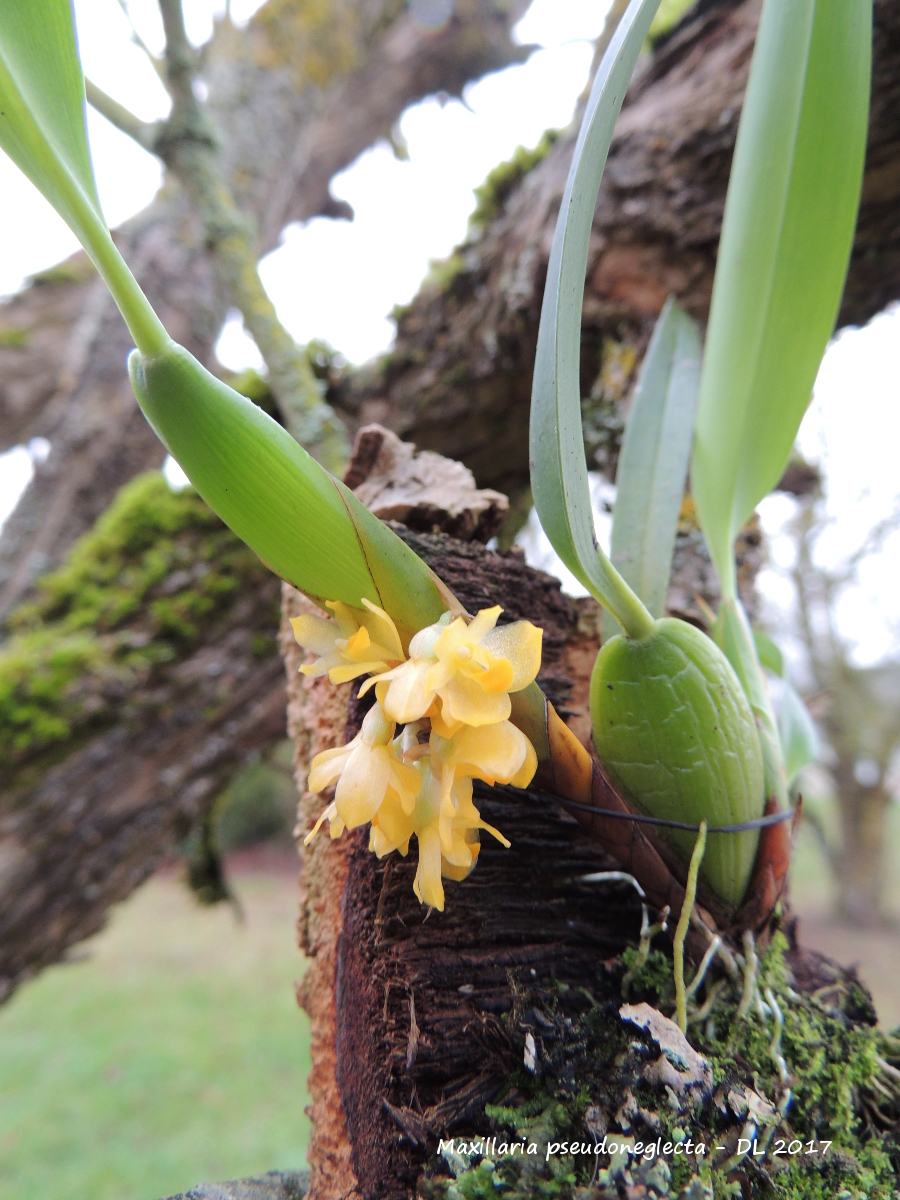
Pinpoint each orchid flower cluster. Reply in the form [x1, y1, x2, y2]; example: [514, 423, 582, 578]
[290, 600, 543, 910]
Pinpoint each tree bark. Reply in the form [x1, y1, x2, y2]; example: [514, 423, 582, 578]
[833, 771, 893, 928]
[284, 523, 873, 1200]
[282, 532, 643, 1200]
[0, 501, 287, 1003]
[336, 0, 900, 501]
[0, 0, 531, 618]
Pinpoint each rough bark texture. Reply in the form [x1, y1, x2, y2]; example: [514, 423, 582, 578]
[337, 0, 900, 501]
[283, 523, 859, 1200]
[283, 530, 644, 1200]
[0, 0, 531, 618]
[0, 500, 286, 1003]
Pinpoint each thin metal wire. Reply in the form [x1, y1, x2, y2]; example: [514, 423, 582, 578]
[496, 784, 794, 835]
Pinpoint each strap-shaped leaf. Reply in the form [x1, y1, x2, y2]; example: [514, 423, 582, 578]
[753, 630, 784, 678]
[0, 1, 103, 247]
[778, 679, 819, 788]
[692, 0, 871, 599]
[610, 297, 700, 621]
[128, 345, 451, 644]
[0, 2, 451, 641]
[530, 0, 661, 640]
[0, 1, 167, 355]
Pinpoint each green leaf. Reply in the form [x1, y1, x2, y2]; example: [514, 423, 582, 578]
[0, 2, 452, 642]
[609, 297, 700, 623]
[128, 344, 450, 643]
[0, 1, 102, 250]
[0, 1, 167, 355]
[778, 679, 819, 787]
[692, 0, 871, 599]
[753, 630, 784, 677]
[530, 0, 662, 641]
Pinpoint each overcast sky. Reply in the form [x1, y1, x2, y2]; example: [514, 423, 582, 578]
[1, 0, 898, 671]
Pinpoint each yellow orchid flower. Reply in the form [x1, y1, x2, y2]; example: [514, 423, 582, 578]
[290, 598, 404, 685]
[366, 606, 542, 728]
[431, 719, 537, 800]
[304, 702, 421, 842]
[369, 760, 509, 911]
[301, 602, 543, 910]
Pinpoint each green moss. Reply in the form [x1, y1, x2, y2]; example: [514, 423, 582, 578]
[0, 472, 271, 770]
[421, 252, 467, 293]
[0, 326, 29, 347]
[424, 935, 899, 1200]
[647, 0, 698, 44]
[620, 946, 672, 1004]
[28, 259, 95, 287]
[468, 130, 560, 234]
[403, 130, 561, 315]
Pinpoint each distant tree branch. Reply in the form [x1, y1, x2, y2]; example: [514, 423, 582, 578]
[85, 78, 161, 153]
[154, 0, 349, 468]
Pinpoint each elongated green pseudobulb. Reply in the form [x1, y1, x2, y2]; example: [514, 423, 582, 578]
[128, 343, 448, 643]
[590, 619, 764, 907]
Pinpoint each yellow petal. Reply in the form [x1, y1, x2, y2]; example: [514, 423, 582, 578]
[432, 616, 469, 662]
[326, 601, 360, 639]
[307, 743, 353, 792]
[413, 823, 445, 910]
[291, 614, 341, 656]
[382, 659, 436, 723]
[335, 744, 390, 827]
[438, 784, 455, 853]
[508, 735, 538, 790]
[360, 599, 404, 661]
[440, 674, 511, 727]
[360, 702, 395, 746]
[329, 814, 346, 839]
[441, 841, 480, 882]
[390, 759, 423, 814]
[481, 621, 543, 691]
[475, 818, 510, 849]
[372, 792, 414, 855]
[328, 660, 388, 684]
[440, 819, 475, 866]
[465, 655, 514, 694]
[299, 659, 331, 679]
[451, 720, 527, 783]
[424, 658, 455, 693]
[465, 605, 502, 643]
[430, 700, 463, 739]
[343, 627, 371, 656]
[303, 800, 338, 845]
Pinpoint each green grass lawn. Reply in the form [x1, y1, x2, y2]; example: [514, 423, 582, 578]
[0, 859, 310, 1200]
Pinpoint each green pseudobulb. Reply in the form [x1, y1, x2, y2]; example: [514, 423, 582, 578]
[590, 617, 764, 907]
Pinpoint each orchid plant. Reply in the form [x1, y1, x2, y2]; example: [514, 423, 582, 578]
[0, 0, 871, 925]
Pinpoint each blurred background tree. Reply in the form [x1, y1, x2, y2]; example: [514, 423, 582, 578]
[763, 465, 900, 927]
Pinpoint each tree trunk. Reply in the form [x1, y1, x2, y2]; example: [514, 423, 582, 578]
[833, 771, 893, 928]
[284, 522, 888, 1200]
